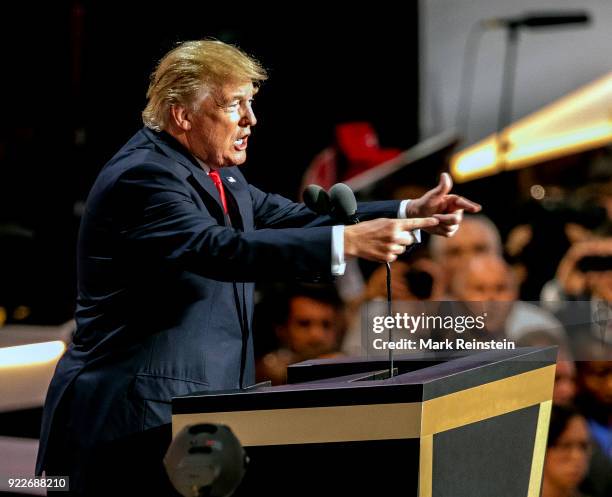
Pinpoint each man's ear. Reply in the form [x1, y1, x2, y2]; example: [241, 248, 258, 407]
[169, 104, 192, 131]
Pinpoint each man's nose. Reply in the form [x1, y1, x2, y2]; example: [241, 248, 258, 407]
[307, 326, 327, 343]
[241, 106, 257, 127]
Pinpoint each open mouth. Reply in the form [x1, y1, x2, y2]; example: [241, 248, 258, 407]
[234, 136, 249, 151]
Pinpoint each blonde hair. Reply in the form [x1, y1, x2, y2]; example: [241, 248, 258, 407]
[142, 39, 268, 131]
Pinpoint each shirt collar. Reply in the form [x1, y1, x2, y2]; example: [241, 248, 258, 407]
[194, 156, 211, 174]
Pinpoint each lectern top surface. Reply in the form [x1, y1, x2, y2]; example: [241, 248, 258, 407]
[172, 347, 556, 414]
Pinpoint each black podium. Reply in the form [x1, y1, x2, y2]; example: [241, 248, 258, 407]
[172, 347, 556, 497]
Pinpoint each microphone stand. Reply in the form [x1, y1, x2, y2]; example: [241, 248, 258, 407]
[327, 182, 399, 377]
[385, 244, 420, 379]
[496, 24, 520, 171]
[386, 261, 394, 379]
[344, 212, 395, 376]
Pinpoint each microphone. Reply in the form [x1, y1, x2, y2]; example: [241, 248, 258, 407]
[303, 184, 332, 215]
[328, 183, 396, 377]
[329, 183, 359, 224]
[482, 11, 590, 29]
[164, 423, 248, 497]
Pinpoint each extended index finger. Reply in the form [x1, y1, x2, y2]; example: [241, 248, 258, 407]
[451, 195, 481, 213]
[397, 217, 439, 231]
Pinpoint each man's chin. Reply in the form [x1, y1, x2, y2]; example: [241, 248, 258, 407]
[223, 154, 247, 168]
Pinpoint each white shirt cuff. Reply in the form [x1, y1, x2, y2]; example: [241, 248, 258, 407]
[332, 200, 422, 277]
[397, 199, 421, 243]
[331, 225, 346, 276]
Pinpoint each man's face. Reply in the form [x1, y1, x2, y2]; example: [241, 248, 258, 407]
[458, 261, 517, 302]
[185, 81, 257, 168]
[554, 359, 577, 406]
[544, 415, 591, 491]
[282, 297, 339, 360]
[453, 256, 518, 333]
[579, 361, 612, 407]
[439, 220, 499, 277]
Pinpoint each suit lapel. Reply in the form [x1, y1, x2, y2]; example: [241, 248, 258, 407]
[141, 128, 254, 231]
[142, 128, 227, 222]
[220, 168, 253, 232]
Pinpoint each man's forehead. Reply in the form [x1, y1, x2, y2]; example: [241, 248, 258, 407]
[218, 81, 257, 99]
[196, 81, 257, 108]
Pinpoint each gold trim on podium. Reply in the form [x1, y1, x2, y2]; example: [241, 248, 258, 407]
[527, 400, 552, 497]
[174, 365, 555, 444]
[421, 365, 555, 436]
[418, 435, 433, 497]
[173, 402, 422, 445]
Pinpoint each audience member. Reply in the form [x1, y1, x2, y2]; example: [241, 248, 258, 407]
[430, 215, 502, 292]
[449, 254, 566, 342]
[575, 358, 612, 461]
[542, 405, 593, 497]
[256, 284, 344, 384]
[549, 238, 612, 350]
[516, 331, 576, 406]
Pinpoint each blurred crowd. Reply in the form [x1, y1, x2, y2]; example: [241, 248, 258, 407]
[253, 154, 612, 497]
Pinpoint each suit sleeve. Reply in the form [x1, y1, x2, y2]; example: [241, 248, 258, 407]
[112, 163, 332, 282]
[246, 182, 402, 229]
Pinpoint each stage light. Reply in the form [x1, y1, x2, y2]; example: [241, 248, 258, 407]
[452, 72, 612, 182]
[0, 341, 66, 368]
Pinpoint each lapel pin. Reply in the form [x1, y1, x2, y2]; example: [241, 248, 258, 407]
[227, 176, 236, 183]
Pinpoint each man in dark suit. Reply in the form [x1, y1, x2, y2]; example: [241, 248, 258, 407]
[36, 40, 480, 495]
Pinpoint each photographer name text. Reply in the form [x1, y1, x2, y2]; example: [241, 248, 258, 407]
[372, 337, 516, 350]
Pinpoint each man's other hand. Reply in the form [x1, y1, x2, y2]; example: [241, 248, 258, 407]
[406, 173, 481, 237]
[344, 218, 439, 263]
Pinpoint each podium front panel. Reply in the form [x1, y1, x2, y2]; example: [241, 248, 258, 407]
[172, 347, 556, 497]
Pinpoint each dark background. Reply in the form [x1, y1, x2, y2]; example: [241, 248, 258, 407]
[0, 4, 420, 323]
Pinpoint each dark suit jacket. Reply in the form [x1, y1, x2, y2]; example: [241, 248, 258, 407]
[36, 127, 400, 483]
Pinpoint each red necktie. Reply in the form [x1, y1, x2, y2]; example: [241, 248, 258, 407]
[208, 170, 228, 215]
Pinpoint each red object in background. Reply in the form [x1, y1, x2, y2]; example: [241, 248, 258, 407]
[301, 122, 402, 193]
[335, 122, 402, 178]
